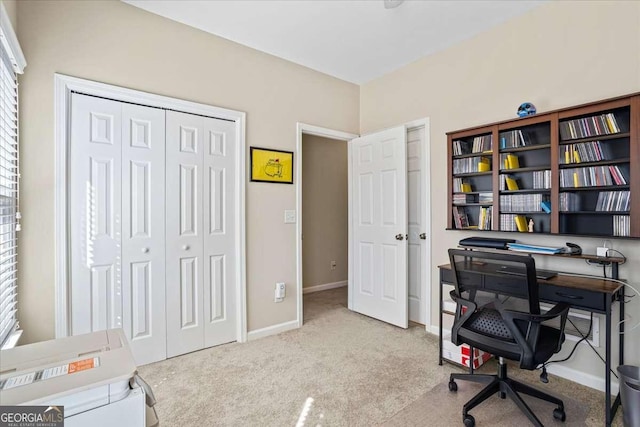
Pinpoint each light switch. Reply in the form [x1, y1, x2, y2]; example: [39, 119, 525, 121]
[284, 210, 296, 224]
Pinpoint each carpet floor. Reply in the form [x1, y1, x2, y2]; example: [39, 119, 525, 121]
[138, 287, 623, 426]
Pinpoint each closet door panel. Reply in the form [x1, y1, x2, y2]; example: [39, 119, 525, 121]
[70, 94, 122, 335]
[203, 118, 237, 347]
[122, 104, 166, 365]
[166, 111, 205, 357]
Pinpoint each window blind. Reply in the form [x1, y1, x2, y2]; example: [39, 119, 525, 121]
[0, 44, 19, 347]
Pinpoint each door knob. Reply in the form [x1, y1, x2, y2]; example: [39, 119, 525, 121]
[395, 234, 404, 241]
[183, 245, 190, 250]
[419, 233, 426, 240]
[142, 247, 149, 253]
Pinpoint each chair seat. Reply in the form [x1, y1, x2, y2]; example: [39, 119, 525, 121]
[460, 307, 564, 368]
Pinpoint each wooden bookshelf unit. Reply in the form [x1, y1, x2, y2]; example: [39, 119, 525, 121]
[447, 93, 640, 238]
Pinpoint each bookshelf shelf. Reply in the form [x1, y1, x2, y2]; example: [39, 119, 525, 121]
[447, 92, 639, 238]
[500, 144, 551, 153]
[500, 166, 552, 173]
[558, 158, 630, 169]
[558, 132, 630, 145]
[559, 185, 630, 192]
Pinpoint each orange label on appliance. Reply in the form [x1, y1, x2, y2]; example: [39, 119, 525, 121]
[68, 357, 98, 373]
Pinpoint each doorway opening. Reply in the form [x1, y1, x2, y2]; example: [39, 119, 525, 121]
[295, 124, 358, 326]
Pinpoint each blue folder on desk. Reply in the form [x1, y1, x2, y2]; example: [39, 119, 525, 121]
[507, 243, 563, 254]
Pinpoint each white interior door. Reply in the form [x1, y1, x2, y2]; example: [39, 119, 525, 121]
[70, 94, 167, 365]
[70, 94, 123, 336]
[407, 126, 428, 325]
[166, 111, 237, 357]
[349, 126, 408, 328]
[202, 117, 237, 347]
[121, 103, 167, 365]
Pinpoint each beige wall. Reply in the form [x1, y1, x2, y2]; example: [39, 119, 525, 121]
[302, 135, 348, 289]
[16, 0, 359, 343]
[2, 0, 17, 31]
[361, 0, 640, 381]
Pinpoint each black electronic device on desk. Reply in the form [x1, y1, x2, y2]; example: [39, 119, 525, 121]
[459, 236, 516, 250]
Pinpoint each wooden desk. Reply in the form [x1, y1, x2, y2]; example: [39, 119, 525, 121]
[438, 263, 624, 427]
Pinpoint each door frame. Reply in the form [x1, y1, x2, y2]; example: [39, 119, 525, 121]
[295, 123, 359, 327]
[347, 118, 432, 330]
[54, 74, 248, 342]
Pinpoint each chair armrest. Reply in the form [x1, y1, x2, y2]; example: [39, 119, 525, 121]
[504, 302, 570, 323]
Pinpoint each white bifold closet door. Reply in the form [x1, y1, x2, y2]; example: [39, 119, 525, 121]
[165, 111, 237, 358]
[70, 94, 166, 365]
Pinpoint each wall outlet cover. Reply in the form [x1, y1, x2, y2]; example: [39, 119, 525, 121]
[596, 247, 609, 257]
[284, 210, 296, 224]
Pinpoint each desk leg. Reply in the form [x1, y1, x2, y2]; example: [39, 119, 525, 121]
[612, 286, 624, 417]
[605, 295, 612, 427]
[439, 279, 443, 366]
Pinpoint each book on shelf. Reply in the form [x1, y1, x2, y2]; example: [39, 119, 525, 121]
[452, 207, 470, 229]
[478, 206, 492, 230]
[514, 215, 528, 232]
[478, 192, 493, 203]
[500, 193, 550, 212]
[453, 156, 492, 174]
[560, 165, 628, 188]
[500, 175, 520, 191]
[595, 190, 630, 212]
[453, 178, 472, 193]
[471, 135, 493, 153]
[453, 140, 470, 156]
[560, 141, 612, 164]
[559, 112, 621, 140]
[499, 129, 535, 149]
[559, 193, 581, 212]
[613, 215, 630, 237]
[540, 201, 551, 213]
[501, 153, 520, 170]
[532, 170, 551, 189]
[453, 194, 475, 205]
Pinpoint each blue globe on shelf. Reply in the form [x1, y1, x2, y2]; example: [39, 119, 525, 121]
[517, 102, 537, 117]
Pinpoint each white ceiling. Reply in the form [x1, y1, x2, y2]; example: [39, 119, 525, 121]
[124, 0, 544, 84]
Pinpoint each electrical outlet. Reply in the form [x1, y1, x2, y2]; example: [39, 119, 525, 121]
[274, 282, 286, 302]
[330, 261, 337, 270]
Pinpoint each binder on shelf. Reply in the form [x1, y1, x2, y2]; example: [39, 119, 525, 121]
[503, 154, 520, 170]
[505, 176, 519, 191]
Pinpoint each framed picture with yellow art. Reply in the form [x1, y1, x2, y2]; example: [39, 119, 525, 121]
[250, 147, 294, 184]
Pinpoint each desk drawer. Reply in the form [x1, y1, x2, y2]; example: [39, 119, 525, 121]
[484, 276, 527, 299]
[440, 269, 483, 287]
[539, 284, 606, 312]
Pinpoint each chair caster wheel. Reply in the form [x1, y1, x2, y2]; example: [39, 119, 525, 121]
[463, 414, 475, 427]
[499, 391, 506, 399]
[553, 408, 566, 422]
[449, 380, 458, 392]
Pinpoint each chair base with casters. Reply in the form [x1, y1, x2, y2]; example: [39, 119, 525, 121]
[448, 357, 566, 427]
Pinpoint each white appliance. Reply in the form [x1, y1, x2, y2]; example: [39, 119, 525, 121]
[0, 329, 157, 427]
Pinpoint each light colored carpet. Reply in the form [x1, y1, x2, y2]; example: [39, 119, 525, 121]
[138, 287, 622, 426]
[383, 379, 587, 426]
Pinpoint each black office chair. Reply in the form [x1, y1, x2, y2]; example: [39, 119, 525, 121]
[447, 249, 570, 427]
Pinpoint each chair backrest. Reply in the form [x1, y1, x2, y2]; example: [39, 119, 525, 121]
[448, 248, 540, 315]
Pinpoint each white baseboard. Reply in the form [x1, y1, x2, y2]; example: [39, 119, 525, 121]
[429, 325, 616, 394]
[303, 280, 347, 294]
[247, 320, 299, 341]
[546, 363, 618, 395]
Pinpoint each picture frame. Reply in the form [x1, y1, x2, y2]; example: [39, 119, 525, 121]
[250, 147, 294, 184]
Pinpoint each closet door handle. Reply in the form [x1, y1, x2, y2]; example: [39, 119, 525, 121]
[141, 247, 149, 254]
[182, 245, 190, 251]
[395, 234, 404, 241]
[419, 233, 426, 240]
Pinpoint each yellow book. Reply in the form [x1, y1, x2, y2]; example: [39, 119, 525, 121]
[564, 146, 570, 164]
[573, 149, 580, 163]
[573, 172, 579, 187]
[478, 158, 490, 172]
[514, 215, 527, 232]
[507, 154, 519, 169]
[505, 176, 519, 191]
[461, 183, 472, 192]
